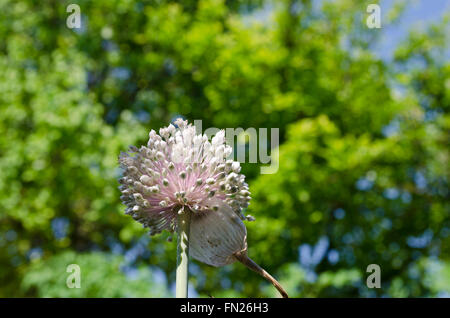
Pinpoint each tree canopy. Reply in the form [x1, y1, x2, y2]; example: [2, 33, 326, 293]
[0, 0, 448, 297]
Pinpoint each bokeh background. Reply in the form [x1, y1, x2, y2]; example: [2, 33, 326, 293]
[0, 0, 449, 297]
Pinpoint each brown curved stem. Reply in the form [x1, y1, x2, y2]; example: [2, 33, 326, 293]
[234, 251, 289, 298]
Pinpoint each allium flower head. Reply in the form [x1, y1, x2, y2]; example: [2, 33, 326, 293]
[119, 118, 288, 297]
[119, 118, 251, 265]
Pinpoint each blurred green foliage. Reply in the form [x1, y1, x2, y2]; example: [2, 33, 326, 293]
[0, 0, 448, 297]
[22, 251, 169, 297]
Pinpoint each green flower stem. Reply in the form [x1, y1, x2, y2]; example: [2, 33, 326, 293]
[176, 208, 191, 298]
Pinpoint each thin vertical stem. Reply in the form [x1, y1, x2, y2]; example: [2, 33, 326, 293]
[176, 208, 191, 298]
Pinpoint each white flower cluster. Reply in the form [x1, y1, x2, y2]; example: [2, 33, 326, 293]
[118, 118, 252, 236]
